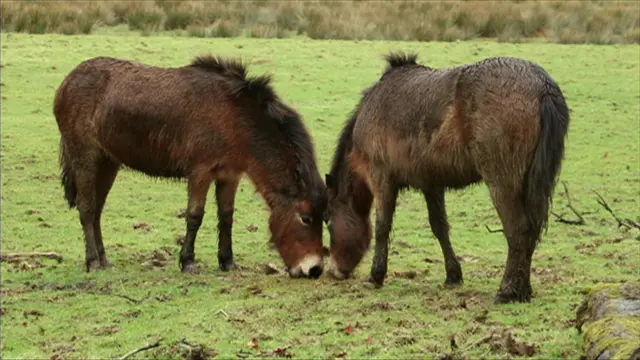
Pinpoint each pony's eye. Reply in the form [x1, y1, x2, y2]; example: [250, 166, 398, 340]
[300, 214, 313, 226]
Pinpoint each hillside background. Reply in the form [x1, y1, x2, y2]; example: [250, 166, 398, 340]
[2, 0, 639, 44]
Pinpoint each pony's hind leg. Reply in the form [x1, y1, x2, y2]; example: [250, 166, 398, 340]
[93, 157, 120, 268]
[368, 174, 399, 287]
[73, 158, 102, 272]
[423, 188, 463, 286]
[215, 176, 241, 271]
[179, 171, 214, 273]
[488, 185, 538, 303]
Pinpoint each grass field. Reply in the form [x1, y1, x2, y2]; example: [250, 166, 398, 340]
[1, 32, 639, 359]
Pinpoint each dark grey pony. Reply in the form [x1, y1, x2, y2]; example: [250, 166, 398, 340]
[325, 52, 570, 303]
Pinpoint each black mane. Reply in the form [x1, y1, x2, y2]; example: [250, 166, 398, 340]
[384, 52, 418, 71]
[269, 100, 326, 214]
[190, 54, 247, 79]
[189, 54, 275, 104]
[331, 52, 421, 187]
[190, 54, 325, 211]
[329, 87, 373, 196]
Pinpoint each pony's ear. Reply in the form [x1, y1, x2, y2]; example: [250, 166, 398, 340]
[325, 174, 334, 189]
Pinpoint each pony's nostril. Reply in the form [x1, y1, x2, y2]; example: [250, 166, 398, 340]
[308, 265, 323, 279]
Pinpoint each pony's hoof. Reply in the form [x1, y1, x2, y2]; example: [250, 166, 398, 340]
[99, 257, 113, 269]
[86, 259, 103, 272]
[219, 259, 240, 271]
[444, 267, 463, 287]
[444, 276, 463, 288]
[366, 275, 385, 288]
[181, 262, 198, 274]
[494, 289, 532, 304]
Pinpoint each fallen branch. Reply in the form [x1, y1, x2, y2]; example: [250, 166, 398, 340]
[593, 191, 640, 230]
[462, 332, 496, 352]
[119, 339, 161, 360]
[485, 225, 504, 233]
[0, 252, 63, 263]
[177, 338, 219, 359]
[551, 182, 586, 225]
[551, 211, 584, 225]
[179, 338, 198, 349]
[236, 349, 253, 359]
[214, 309, 229, 320]
[115, 292, 151, 304]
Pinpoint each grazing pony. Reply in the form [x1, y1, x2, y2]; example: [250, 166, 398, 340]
[54, 55, 327, 278]
[325, 52, 570, 303]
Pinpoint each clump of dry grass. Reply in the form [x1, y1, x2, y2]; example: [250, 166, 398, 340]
[1, 0, 638, 44]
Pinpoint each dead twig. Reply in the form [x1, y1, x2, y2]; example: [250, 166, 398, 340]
[118, 339, 162, 360]
[178, 338, 219, 359]
[115, 292, 151, 304]
[0, 252, 63, 263]
[593, 191, 640, 230]
[236, 349, 253, 359]
[462, 332, 496, 352]
[214, 309, 229, 320]
[485, 225, 504, 233]
[551, 181, 586, 225]
[551, 211, 585, 225]
[179, 338, 197, 350]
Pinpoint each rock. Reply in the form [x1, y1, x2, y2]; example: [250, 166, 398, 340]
[576, 281, 640, 360]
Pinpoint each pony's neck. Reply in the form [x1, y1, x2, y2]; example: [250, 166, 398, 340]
[246, 161, 297, 210]
[247, 159, 327, 214]
[349, 172, 373, 217]
[335, 158, 373, 217]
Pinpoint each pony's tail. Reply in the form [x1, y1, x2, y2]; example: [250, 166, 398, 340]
[523, 80, 570, 238]
[59, 139, 77, 209]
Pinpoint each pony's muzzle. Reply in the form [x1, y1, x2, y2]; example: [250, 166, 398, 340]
[288, 254, 324, 279]
[326, 255, 352, 280]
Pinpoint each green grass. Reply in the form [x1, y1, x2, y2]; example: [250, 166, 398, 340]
[1, 32, 639, 359]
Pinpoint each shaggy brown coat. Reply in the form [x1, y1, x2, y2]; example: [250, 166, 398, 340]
[54, 55, 327, 278]
[326, 52, 570, 303]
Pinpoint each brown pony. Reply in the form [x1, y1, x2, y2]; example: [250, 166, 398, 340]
[325, 52, 570, 303]
[54, 55, 327, 279]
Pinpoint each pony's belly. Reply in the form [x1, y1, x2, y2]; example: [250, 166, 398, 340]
[379, 139, 480, 189]
[101, 141, 187, 178]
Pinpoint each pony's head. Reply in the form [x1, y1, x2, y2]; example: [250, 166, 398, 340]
[269, 186, 327, 279]
[324, 173, 373, 279]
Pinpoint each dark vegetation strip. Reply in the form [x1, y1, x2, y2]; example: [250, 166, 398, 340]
[1, 0, 639, 44]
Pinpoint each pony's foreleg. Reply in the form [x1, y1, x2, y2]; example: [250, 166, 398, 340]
[179, 172, 213, 273]
[368, 175, 399, 287]
[423, 188, 463, 286]
[215, 177, 241, 271]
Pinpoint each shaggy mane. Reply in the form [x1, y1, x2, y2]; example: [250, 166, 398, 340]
[189, 54, 275, 104]
[384, 52, 419, 72]
[191, 54, 324, 209]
